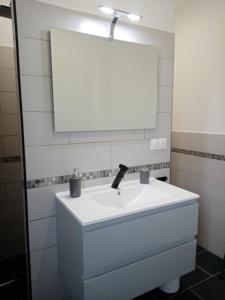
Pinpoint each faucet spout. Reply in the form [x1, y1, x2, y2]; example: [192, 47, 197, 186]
[111, 164, 129, 189]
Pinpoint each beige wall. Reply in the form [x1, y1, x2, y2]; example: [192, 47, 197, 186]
[173, 0, 225, 133]
[171, 0, 225, 258]
[0, 17, 13, 47]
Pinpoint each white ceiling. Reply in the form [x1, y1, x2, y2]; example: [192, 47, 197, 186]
[37, 0, 195, 33]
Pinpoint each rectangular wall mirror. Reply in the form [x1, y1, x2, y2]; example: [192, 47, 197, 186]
[50, 28, 158, 132]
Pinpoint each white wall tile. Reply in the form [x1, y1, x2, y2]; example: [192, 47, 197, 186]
[198, 231, 225, 259]
[144, 113, 171, 139]
[0, 114, 19, 136]
[171, 152, 210, 177]
[70, 130, 145, 144]
[157, 86, 173, 113]
[19, 37, 51, 76]
[29, 217, 57, 251]
[0, 46, 15, 69]
[2, 136, 20, 157]
[30, 246, 58, 281]
[210, 159, 225, 183]
[27, 184, 68, 221]
[32, 273, 68, 300]
[21, 75, 53, 112]
[23, 112, 69, 146]
[158, 59, 174, 87]
[171, 131, 188, 149]
[170, 169, 186, 189]
[207, 197, 225, 224]
[111, 139, 170, 168]
[187, 132, 225, 154]
[0, 92, 18, 114]
[0, 162, 22, 183]
[206, 218, 225, 243]
[25, 143, 111, 180]
[0, 69, 16, 92]
[186, 173, 225, 200]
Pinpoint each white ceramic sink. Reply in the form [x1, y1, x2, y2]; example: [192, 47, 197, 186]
[56, 177, 199, 226]
[92, 184, 167, 208]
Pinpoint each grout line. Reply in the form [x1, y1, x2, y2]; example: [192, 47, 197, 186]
[190, 289, 205, 300]
[29, 215, 56, 223]
[195, 264, 212, 276]
[188, 272, 219, 290]
[30, 244, 58, 254]
[28, 215, 57, 222]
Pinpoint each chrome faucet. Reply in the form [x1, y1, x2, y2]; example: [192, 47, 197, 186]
[111, 164, 129, 189]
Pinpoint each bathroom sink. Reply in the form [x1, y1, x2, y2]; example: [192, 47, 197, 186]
[91, 184, 167, 208]
[56, 177, 199, 226]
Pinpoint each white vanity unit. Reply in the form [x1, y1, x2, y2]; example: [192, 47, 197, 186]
[56, 178, 199, 300]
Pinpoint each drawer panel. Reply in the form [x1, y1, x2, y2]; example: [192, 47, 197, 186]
[84, 240, 197, 300]
[83, 203, 198, 276]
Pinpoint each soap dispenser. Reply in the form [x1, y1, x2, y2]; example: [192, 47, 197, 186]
[69, 168, 81, 198]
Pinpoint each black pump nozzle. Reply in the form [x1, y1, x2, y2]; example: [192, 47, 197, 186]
[111, 164, 129, 189]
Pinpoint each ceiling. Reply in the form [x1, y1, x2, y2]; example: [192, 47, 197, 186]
[37, 0, 195, 33]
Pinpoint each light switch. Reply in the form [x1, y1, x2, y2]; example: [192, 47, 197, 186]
[150, 138, 167, 151]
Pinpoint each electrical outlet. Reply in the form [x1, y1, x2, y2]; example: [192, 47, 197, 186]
[150, 138, 167, 151]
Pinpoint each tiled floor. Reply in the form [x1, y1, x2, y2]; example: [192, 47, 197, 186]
[135, 245, 225, 300]
[0, 255, 28, 300]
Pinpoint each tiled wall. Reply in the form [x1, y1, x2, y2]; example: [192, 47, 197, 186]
[0, 45, 25, 260]
[171, 131, 225, 258]
[14, 0, 174, 299]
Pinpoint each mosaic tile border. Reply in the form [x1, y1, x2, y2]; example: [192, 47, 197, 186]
[26, 161, 170, 189]
[0, 156, 21, 163]
[172, 148, 225, 161]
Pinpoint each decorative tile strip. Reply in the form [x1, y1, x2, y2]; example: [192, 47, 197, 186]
[171, 148, 225, 161]
[26, 161, 170, 189]
[0, 156, 21, 163]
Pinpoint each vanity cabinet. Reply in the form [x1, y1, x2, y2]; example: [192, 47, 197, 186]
[57, 200, 198, 300]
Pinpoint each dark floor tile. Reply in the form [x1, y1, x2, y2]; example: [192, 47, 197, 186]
[133, 289, 158, 300]
[197, 245, 205, 255]
[172, 290, 202, 300]
[13, 254, 27, 275]
[0, 258, 15, 283]
[192, 274, 225, 300]
[150, 288, 176, 300]
[179, 266, 210, 290]
[146, 267, 209, 300]
[196, 251, 223, 275]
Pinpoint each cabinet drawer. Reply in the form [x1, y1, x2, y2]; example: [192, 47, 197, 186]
[84, 240, 196, 300]
[83, 203, 198, 276]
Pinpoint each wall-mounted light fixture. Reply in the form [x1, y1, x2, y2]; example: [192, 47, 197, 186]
[98, 5, 142, 41]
